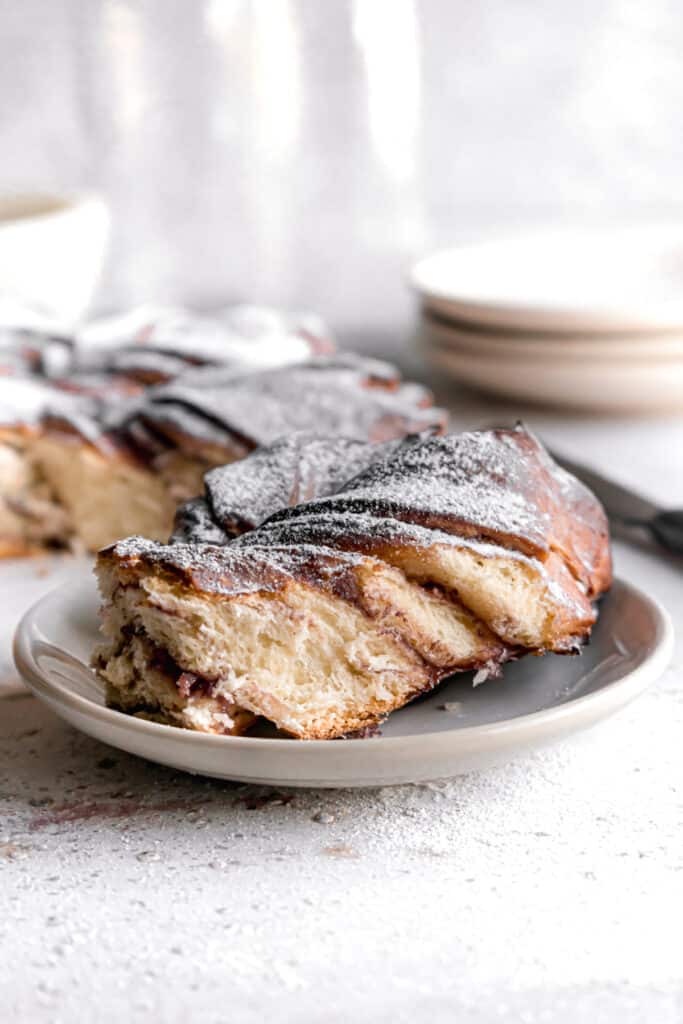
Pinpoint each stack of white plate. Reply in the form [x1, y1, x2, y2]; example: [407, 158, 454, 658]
[412, 226, 683, 412]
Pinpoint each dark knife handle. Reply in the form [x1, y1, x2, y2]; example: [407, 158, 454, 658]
[627, 510, 683, 554]
[649, 510, 683, 554]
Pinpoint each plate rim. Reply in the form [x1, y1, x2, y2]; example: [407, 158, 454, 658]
[13, 575, 674, 756]
[410, 228, 683, 333]
[420, 316, 683, 358]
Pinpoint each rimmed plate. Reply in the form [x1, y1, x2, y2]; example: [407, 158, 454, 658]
[14, 576, 673, 788]
[412, 226, 683, 333]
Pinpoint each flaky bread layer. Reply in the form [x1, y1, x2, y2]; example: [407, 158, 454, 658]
[100, 632, 257, 735]
[246, 516, 596, 652]
[0, 437, 72, 552]
[1, 429, 238, 557]
[377, 542, 595, 652]
[32, 436, 177, 551]
[20, 434, 238, 554]
[95, 550, 510, 739]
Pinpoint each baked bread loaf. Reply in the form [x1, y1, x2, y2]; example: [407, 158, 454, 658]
[94, 426, 612, 739]
[0, 303, 332, 555]
[74, 303, 335, 383]
[1, 309, 444, 555]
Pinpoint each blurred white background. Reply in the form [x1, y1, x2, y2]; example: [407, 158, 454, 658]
[3, 0, 683, 341]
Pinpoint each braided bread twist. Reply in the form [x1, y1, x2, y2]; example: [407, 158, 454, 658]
[95, 426, 611, 739]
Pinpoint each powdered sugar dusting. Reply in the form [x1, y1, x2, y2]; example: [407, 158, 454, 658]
[0, 301, 335, 429]
[128, 357, 444, 455]
[161, 427, 607, 619]
[199, 434, 407, 536]
[0, 309, 445, 463]
[234, 509, 538, 569]
[266, 429, 554, 555]
[110, 535, 365, 599]
[171, 498, 231, 545]
[0, 376, 103, 428]
[76, 303, 334, 379]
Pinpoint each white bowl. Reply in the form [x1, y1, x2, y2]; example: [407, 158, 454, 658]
[0, 192, 109, 326]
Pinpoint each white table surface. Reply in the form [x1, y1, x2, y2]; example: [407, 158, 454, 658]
[1, 382, 682, 1024]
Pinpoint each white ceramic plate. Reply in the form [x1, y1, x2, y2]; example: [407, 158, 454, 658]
[421, 323, 683, 413]
[14, 576, 672, 788]
[412, 226, 683, 333]
[0, 552, 93, 696]
[423, 314, 683, 359]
